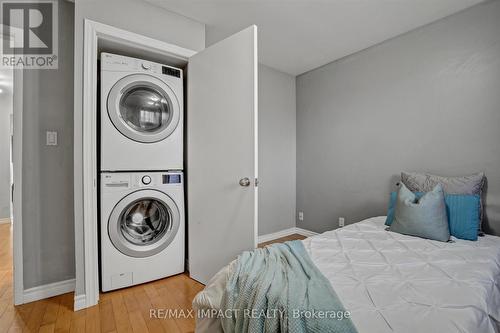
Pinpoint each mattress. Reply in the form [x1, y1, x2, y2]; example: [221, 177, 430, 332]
[193, 216, 500, 333]
[303, 216, 500, 333]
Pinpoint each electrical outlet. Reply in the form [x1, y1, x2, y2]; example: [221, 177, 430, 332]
[298, 211, 304, 221]
[338, 217, 345, 227]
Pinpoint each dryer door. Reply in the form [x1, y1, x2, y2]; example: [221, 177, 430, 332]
[107, 74, 180, 143]
[108, 189, 180, 258]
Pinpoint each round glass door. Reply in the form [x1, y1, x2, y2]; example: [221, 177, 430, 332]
[108, 74, 180, 143]
[119, 86, 172, 134]
[120, 199, 170, 245]
[109, 190, 180, 258]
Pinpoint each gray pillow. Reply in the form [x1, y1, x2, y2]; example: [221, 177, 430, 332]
[390, 183, 450, 242]
[401, 171, 485, 231]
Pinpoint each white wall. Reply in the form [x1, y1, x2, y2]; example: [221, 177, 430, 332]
[0, 69, 12, 219]
[258, 65, 296, 235]
[296, 1, 500, 235]
[73, 0, 205, 297]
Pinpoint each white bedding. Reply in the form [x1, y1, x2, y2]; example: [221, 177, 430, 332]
[193, 216, 500, 333]
[303, 216, 500, 333]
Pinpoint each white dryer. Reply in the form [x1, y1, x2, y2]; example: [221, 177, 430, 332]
[100, 53, 183, 171]
[100, 171, 184, 291]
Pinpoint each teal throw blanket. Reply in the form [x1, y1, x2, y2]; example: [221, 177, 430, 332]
[220, 240, 358, 333]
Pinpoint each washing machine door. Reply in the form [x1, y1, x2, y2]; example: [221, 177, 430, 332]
[107, 74, 180, 143]
[108, 189, 180, 258]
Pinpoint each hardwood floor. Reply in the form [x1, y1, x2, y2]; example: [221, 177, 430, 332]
[258, 233, 306, 248]
[0, 223, 304, 332]
[0, 223, 204, 333]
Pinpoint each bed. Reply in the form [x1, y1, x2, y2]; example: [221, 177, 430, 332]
[193, 216, 500, 333]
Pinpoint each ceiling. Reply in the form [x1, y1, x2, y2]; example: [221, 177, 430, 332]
[145, 0, 486, 76]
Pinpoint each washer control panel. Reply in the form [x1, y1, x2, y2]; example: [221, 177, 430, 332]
[141, 175, 152, 185]
[101, 172, 183, 191]
[162, 174, 181, 184]
[138, 172, 182, 187]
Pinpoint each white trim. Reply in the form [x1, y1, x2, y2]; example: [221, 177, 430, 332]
[74, 294, 87, 311]
[0, 30, 24, 305]
[23, 279, 75, 304]
[78, 19, 196, 310]
[295, 227, 319, 238]
[257, 227, 318, 244]
[253, 25, 259, 249]
[0, 218, 10, 224]
[81, 18, 99, 310]
[258, 227, 297, 243]
[87, 20, 195, 61]
[12, 58, 24, 306]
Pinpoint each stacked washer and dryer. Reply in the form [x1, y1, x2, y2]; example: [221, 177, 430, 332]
[99, 53, 185, 291]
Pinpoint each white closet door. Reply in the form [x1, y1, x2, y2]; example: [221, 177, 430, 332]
[187, 25, 258, 284]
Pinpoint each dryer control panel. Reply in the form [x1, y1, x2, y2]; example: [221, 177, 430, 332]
[101, 52, 183, 79]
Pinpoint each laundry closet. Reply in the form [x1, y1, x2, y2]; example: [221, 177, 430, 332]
[94, 25, 258, 293]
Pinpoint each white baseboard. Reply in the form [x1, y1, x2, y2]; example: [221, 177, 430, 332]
[258, 227, 318, 244]
[0, 218, 10, 224]
[258, 227, 296, 243]
[295, 227, 318, 238]
[74, 294, 87, 311]
[23, 278, 75, 304]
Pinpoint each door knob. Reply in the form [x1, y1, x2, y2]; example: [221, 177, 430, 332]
[239, 177, 251, 187]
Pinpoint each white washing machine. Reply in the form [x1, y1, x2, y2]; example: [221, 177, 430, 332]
[100, 171, 184, 291]
[100, 53, 183, 171]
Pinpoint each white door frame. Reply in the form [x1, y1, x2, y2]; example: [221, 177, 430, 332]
[12, 67, 23, 305]
[78, 19, 196, 310]
[0, 29, 25, 306]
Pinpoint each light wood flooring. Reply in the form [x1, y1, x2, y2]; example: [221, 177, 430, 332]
[258, 234, 306, 248]
[0, 223, 305, 332]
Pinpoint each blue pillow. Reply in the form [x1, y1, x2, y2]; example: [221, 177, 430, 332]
[385, 191, 480, 241]
[389, 184, 450, 242]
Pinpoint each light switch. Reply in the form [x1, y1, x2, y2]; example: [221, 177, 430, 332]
[46, 131, 58, 146]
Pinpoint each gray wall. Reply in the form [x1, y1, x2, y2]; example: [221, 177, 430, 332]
[0, 69, 12, 219]
[258, 64, 296, 235]
[296, 1, 500, 236]
[22, 0, 75, 289]
[73, 0, 205, 296]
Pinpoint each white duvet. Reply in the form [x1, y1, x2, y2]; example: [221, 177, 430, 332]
[193, 216, 500, 333]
